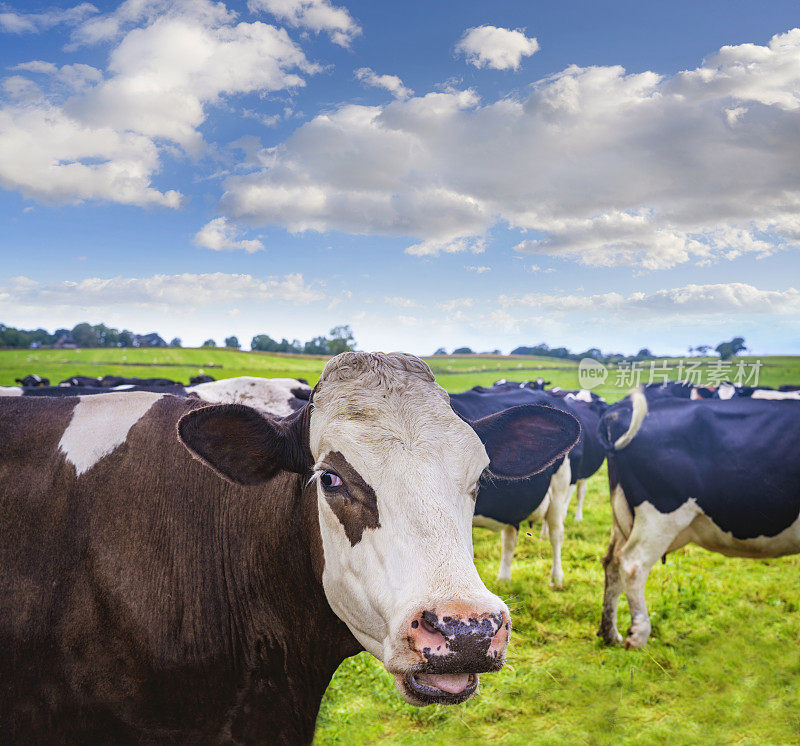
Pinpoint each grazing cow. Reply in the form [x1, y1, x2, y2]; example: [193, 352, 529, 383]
[1, 376, 312, 418]
[597, 390, 800, 648]
[15, 374, 49, 387]
[449, 386, 582, 585]
[0, 352, 580, 743]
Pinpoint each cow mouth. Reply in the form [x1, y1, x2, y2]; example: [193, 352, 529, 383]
[399, 672, 479, 705]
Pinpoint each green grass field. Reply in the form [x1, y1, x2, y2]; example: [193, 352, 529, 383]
[2, 348, 799, 744]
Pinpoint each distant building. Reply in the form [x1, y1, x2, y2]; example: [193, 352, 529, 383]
[54, 334, 78, 349]
[135, 332, 167, 347]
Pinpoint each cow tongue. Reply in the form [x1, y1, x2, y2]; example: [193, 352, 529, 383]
[417, 673, 471, 694]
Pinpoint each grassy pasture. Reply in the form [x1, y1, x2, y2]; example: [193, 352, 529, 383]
[1, 348, 799, 743]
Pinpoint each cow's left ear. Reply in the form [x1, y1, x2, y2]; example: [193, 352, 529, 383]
[471, 404, 581, 480]
[177, 403, 311, 485]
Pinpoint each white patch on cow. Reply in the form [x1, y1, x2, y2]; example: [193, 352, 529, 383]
[59, 392, 161, 476]
[309, 353, 507, 680]
[0, 386, 23, 396]
[111, 384, 135, 390]
[472, 514, 508, 531]
[751, 389, 800, 400]
[717, 382, 736, 399]
[574, 389, 593, 403]
[186, 377, 310, 416]
[601, 493, 800, 648]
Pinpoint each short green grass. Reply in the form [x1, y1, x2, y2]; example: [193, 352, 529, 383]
[1, 348, 799, 744]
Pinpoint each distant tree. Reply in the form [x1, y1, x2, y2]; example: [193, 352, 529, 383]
[251, 334, 278, 352]
[303, 336, 329, 355]
[71, 322, 98, 347]
[327, 325, 355, 355]
[635, 348, 653, 359]
[137, 332, 167, 347]
[201, 339, 217, 348]
[491, 349, 502, 355]
[433, 347, 448, 356]
[695, 344, 712, 356]
[452, 347, 474, 354]
[224, 335, 240, 349]
[170, 337, 182, 347]
[579, 347, 603, 360]
[715, 337, 746, 361]
[118, 329, 136, 347]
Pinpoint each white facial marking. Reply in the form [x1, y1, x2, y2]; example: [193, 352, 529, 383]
[186, 377, 310, 416]
[59, 392, 162, 476]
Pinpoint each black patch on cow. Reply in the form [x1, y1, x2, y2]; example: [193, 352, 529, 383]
[600, 397, 800, 540]
[317, 451, 380, 546]
[291, 386, 312, 401]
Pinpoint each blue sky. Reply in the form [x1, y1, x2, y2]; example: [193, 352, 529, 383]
[1, 0, 799, 354]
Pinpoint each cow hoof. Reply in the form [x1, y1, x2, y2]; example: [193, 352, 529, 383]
[496, 574, 511, 583]
[624, 636, 645, 650]
[574, 515, 584, 523]
[549, 579, 564, 590]
[598, 626, 623, 645]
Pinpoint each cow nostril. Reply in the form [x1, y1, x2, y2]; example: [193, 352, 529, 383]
[420, 617, 438, 635]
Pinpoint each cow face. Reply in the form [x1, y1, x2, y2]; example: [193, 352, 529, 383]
[178, 352, 579, 706]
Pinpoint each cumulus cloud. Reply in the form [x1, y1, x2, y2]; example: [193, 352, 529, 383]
[0, 272, 324, 310]
[247, 0, 361, 47]
[355, 67, 413, 100]
[194, 217, 265, 253]
[0, 0, 317, 206]
[455, 26, 539, 71]
[466, 265, 491, 273]
[0, 3, 97, 34]
[499, 283, 800, 317]
[217, 29, 800, 267]
[384, 295, 419, 307]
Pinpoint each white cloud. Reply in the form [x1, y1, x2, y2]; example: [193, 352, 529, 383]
[194, 217, 265, 253]
[247, 0, 361, 47]
[455, 26, 539, 71]
[439, 297, 475, 312]
[0, 0, 317, 206]
[499, 283, 800, 317]
[384, 295, 419, 308]
[355, 67, 412, 100]
[465, 265, 490, 273]
[218, 29, 800, 267]
[0, 272, 324, 310]
[0, 3, 97, 34]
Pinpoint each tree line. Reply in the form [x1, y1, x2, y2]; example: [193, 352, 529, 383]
[0, 321, 357, 355]
[0, 322, 173, 349]
[434, 337, 748, 362]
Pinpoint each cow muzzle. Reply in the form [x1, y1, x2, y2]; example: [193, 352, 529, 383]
[395, 606, 511, 705]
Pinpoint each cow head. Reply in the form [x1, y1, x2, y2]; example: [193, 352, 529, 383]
[177, 353, 579, 706]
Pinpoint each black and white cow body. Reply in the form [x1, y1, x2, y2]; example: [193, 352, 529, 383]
[1, 376, 312, 417]
[449, 386, 582, 585]
[597, 390, 800, 648]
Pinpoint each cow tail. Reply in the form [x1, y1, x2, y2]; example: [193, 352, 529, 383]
[613, 387, 647, 450]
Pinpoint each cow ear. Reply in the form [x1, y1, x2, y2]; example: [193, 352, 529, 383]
[471, 404, 581, 480]
[177, 403, 311, 485]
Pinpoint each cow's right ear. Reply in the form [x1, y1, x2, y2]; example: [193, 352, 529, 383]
[177, 404, 311, 485]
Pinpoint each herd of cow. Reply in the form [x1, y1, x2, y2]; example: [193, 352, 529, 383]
[0, 353, 798, 744]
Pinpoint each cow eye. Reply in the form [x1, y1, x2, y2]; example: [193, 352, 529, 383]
[320, 471, 343, 489]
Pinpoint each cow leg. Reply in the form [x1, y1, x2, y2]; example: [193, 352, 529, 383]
[598, 526, 625, 645]
[545, 460, 571, 588]
[574, 479, 588, 522]
[619, 503, 696, 648]
[497, 524, 518, 582]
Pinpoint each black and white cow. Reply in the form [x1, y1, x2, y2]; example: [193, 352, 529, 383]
[597, 389, 800, 648]
[449, 386, 583, 586]
[0, 352, 581, 742]
[1, 376, 312, 417]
